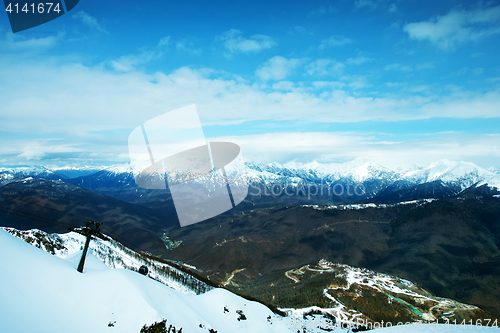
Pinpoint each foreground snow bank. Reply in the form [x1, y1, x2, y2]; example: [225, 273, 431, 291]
[0, 229, 291, 333]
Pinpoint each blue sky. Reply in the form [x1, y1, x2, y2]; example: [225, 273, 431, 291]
[1, 0, 499, 169]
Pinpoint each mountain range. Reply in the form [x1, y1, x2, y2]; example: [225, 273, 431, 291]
[2, 159, 498, 212]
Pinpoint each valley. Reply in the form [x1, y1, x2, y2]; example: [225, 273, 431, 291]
[164, 198, 500, 320]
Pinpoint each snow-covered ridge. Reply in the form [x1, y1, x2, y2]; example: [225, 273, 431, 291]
[400, 160, 497, 190]
[2, 227, 213, 295]
[302, 198, 436, 211]
[0, 227, 294, 333]
[247, 158, 398, 184]
[0, 164, 104, 180]
[248, 159, 500, 187]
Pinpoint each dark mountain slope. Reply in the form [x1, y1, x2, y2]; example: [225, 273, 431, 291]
[0, 178, 176, 256]
[164, 198, 500, 319]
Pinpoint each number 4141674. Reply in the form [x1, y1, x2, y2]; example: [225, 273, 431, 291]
[5, 3, 62, 14]
[445, 319, 498, 328]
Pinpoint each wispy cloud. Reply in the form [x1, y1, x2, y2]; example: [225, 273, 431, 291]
[384, 62, 435, 72]
[319, 35, 353, 49]
[2, 60, 499, 132]
[219, 132, 500, 168]
[308, 5, 337, 17]
[216, 29, 276, 58]
[344, 75, 369, 89]
[346, 57, 373, 65]
[110, 37, 170, 72]
[354, 0, 379, 11]
[354, 0, 397, 13]
[0, 32, 63, 52]
[272, 81, 295, 91]
[472, 67, 484, 75]
[1, 59, 500, 166]
[176, 38, 201, 55]
[406, 85, 431, 93]
[72, 11, 108, 33]
[404, 5, 500, 50]
[306, 59, 344, 77]
[256, 56, 301, 81]
[110, 52, 156, 72]
[17, 140, 83, 161]
[289, 26, 313, 36]
[415, 62, 435, 70]
[384, 63, 413, 72]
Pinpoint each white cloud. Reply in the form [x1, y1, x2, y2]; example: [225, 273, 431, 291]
[312, 81, 345, 90]
[255, 56, 301, 81]
[404, 5, 500, 49]
[110, 52, 155, 72]
[1, 57, 500, 166]
[110, 37, 170, 72]
[486, 77, 500, 83]
[385, 82, 404, 87]
[354, 0, 396, 13]
[354, 0, 378, 11]
[384, 63, 413, 72]
[472, 67, 484, 75]
[319, 35, 353, 49]
[346, 57, 373, 65]
[306, 59, 344, 77]
[217, 132, 500, 168]
[345, 76, 369, 89]
[272, 81, 295, 90]
[16, 140, 83, 161]
[72, 11, 108, 33]
[18, 149, 45, 161]
[1, 60, 499, 132]
[308, 6, 337, 17]
[406, 85, 430, 93]
[290, 26, 311, 35]
[384, 62, 434, 72]
[216, 29, 276, 57]
[158, 36, 171, 47]
[0, 32, 63, 51]
[415, 62, 435, 70]
[176, 38, 201, 55]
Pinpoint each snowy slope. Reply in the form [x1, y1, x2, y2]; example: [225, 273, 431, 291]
[2, 227, 212, 295]
[249, 158, 397, 184]
[401, 160, 499, 191]
[0, 228, 292, 333]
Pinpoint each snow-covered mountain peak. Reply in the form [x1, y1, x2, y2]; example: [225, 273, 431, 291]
[488, 166, 500, 174]
[0, 164, 53, 176]
[262, 158, 393, 182]
[104, 164, 137, 176]
[349, 160, 391, 182]
[431, 160, 492, 182]
[399, 159, 500, 191]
